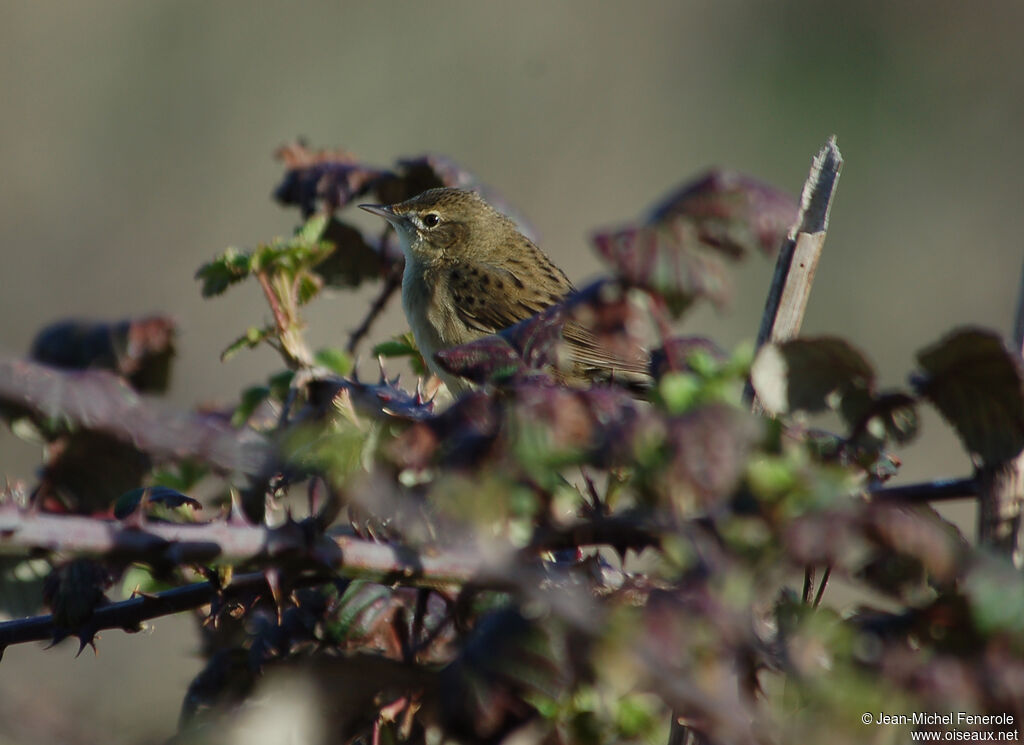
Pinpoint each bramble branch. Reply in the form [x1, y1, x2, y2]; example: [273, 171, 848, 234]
[0, 357, 271, 477]
[0, 505, 480, 588]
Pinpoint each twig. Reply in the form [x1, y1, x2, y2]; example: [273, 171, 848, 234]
[0, 569, 327, 648]
[869, 477, 977, 504]
[528, 514, 665, 554]
[744, 137, 843, 408]
[347, 264, 403, 354]
[256, 271, 291, 344]
[812, 566, 832, 608]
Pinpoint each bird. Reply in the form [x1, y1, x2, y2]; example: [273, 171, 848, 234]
[360, 187, 648, 394]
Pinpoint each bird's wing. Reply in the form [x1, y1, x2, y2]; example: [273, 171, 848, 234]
[447, 260, 570, 336]
[561, 320, 651, 380]
[448, 261, 651, 384]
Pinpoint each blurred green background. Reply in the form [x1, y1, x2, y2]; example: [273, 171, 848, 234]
[1, 2, 1022, 742]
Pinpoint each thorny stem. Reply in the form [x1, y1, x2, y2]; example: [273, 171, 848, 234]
[257, 270, 314, 369]
[0, 570, 330, 649]
[348, 264, 403, 354]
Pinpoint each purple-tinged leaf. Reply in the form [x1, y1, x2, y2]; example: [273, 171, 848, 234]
[30, 316, 177, 394]
[315, 218, 389, 288]
[913, 327, 1024, 465]
[592, 225, 732, 316]
[510, 381, 646, 467]
[388, 390, 504, 470]
[646, 170, 798, 257]
[273, 141, 388, 216]
[434, 333, 533, 387]
[593, 171, 796, 316]
[751, 337, 875, 416]
[658, 404, 761, 510]
[860, 503, 966, 591]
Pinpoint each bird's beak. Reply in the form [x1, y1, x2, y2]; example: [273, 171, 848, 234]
[359, 203, 402, 227]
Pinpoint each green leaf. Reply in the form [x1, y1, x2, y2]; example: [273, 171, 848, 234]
[268, 369, 296, 400]
[314, 347, 353, 376]
[963, 556, 1024, 636]
[374, 332, 427, 375]
[373, 338, 418, 358]
[295, 272, 323, 305]
[0, 557, 51, 619]
[220, 325, 274, 362]
[295, 214, 329, 246]
[325, 580, 394, 641]
[120, 564, 176, 597]
[657, 372, 702, 413]
[195, 248, 252, 297]
[232, 385, 271, 427]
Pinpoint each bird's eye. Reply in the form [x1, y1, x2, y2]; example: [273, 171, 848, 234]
[422, 213, 440, 228]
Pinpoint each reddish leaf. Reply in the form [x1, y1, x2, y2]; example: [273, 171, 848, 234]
[593, 224, 732, 315]
[273, 141, 387, 216]
[658, 404, 761, 510]
[315, 218, 390, 288]
[510, 381, 646, 467]
[30, 316, 177, 394]
[646, 170, 797, 258]
[388, 391, 505, 470]
[593, 170, 797, 316]
[914, 327, 1024, 464]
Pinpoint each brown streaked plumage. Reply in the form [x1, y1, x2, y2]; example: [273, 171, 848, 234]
[360, 187, 646, 393]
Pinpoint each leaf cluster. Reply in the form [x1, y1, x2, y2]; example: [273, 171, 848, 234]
[0, 145, 1022, 745]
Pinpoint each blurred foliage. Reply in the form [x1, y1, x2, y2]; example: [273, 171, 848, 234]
[0, 145, 1023, 745]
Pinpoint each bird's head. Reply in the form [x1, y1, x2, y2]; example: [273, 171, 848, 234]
[360, 187, 518, 263]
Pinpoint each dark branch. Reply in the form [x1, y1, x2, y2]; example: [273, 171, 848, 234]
[868, 477, 977, 503]
[0, 570, 328, 648]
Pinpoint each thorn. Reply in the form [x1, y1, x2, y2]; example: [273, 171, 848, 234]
[308, 477, 324, 516]
[377, 356, 387, 383]
[390, 374, 401, 387]
[227, 490, 253, 527]
[75, 632, 98, 658]
[264, 568, 284, 625]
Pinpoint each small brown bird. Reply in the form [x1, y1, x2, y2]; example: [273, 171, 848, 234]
[360, 188, 646, 393]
